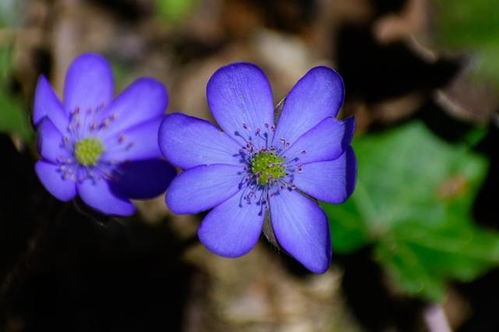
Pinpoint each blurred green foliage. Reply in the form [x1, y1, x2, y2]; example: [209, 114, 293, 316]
[157, 0, 197, 23]
[0, 0, 33, 141]
[324, 122, 499, 301]
[0, 45, 32, 141]
[435, 0, 499, 86]
[0, 0, 21, 28]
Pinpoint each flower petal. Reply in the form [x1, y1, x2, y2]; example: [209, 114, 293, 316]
[207, 63, 274, 144]
[37, 118, 70, 163]
[35, 161, 76, 201]
[274, 66, 345, 146]
[103, 117, 163, 163]
[77, 178, 135, 216]
[100, 78, 168, 138]
[270, 189, 331, 273]
[284, 116, 354, 164]
[64, 53, 114, 113]
[33, 75, 68, 133]
[109, 159, 176, 200]
[159, 113, 241, 168]
[293, 147, 357, 204]
[198, 192, 264, 257]
[166, 164, 243, 214]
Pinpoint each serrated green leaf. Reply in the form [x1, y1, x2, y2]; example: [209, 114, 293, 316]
[325, 122, 486, 243]
[324, 121, 497, 300]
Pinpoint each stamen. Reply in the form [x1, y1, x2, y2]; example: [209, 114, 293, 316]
[234, 122, 297, 216]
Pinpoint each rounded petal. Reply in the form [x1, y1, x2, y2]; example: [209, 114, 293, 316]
[270, 189, 331, 273]
[64, 53, 114, 113]
[35, 161, 76, 201]
[166, 164, 243, 214]
[110, 159, 176, 200]
[77, 178, 135, 216]
[37, 118, 70, 163]
[284, 116, 354, 164]
[293, 147, 356, 204]
[274, 66, 345, 146]
[159, 113, 241, 168]
[33, 75, 68, 133]
[103, 117, 163, 163]
[198, 192, 265, 257]
[100, 78, 168, 138]
[207, 63, 274, 144]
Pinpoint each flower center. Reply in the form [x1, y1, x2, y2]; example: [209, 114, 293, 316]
[250, 151, 285, 186]
[74, 138, 104, 166]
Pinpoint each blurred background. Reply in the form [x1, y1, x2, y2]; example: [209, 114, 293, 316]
[1, 0, 499, 331]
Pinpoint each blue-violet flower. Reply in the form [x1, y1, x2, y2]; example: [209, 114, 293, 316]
[159, 63, 356, 273]
[33, 53, 176, 216]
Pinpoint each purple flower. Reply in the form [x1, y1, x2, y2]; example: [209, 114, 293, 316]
[159, 63, 356, 273]
[33, 53, 176, 216]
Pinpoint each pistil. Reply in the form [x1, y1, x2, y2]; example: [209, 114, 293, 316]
[74, 138, 104, 166]
[250, 151, 285, 186]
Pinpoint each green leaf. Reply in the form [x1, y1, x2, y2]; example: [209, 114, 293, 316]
[435, 0, 499, 49]
[326, 194, 368, 252]
[434, 0, 499, 87]
[0, 42, 33, 141]
[375, 237, 445, 300]
[394, 221, 499, 279]
[377, 221, 499, 301]
[0, 93, 33, 141]
[0, 44, 33, 141]
[0, 46, 12, 86]
[324, 121, 498, 300]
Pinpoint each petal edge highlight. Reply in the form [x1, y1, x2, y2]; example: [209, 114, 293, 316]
[159, 113, 241, 168]
[293, 147, 357, 204]
[198, 192, 264, 257]
[284, 116, 354, 164]
[166, 164, 243, 214]
[100, 78, 168, 138]
[274, 66, 345, 146]
[33, 75, 68, 133]
[207, 62, 275, 145]
[37, 118, 70, 163]
[77, 178, 135, 216]
[64, 53, 114, 113]
[35, 161, 76, 201]
[270, 190, 331, 273]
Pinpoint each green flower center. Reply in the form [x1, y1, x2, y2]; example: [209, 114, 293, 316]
[74, 138, 104, 166]
[251, 151, 286, 186]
